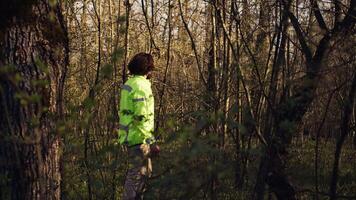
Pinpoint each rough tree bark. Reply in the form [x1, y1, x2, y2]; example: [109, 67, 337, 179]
[0, 0, 69, 199]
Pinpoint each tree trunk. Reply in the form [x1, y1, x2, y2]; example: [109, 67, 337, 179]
[254, 0, 356, 199]
[122, 0, 131, 83]
[329, 71, 356, 200]
[254, 1, 290, 198]
[0, 0, 68, 199]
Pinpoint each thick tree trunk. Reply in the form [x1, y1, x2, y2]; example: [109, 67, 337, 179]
[0, 0, 68, 199]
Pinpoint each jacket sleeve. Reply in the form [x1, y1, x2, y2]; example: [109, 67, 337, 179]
[131, 88, 154, 143]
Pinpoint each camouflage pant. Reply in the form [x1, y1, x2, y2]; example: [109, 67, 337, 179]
[122, 144, 152, 200]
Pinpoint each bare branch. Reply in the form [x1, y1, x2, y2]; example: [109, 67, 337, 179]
[332, 0, 356, 34]
[311, 0, 328, 31]
[285, 4, 313, 62]
[140, 0, 159, 52]
[211, 1, 267, 146]
[177, 0, 207, 87]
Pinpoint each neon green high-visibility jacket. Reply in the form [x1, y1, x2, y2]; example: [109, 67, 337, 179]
[118, 75, 155, 146]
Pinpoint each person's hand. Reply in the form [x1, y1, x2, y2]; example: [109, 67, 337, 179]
[150, 144, 160, 157]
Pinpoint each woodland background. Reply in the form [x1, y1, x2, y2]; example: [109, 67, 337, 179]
[0, 0, 355, 199]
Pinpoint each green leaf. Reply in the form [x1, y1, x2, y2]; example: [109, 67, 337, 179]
[100, 63, 113, 79]
[49, 0, 57, 7]
[112, 48, 125, 63]
[31, 79, 50, 87]
[28, 94, 41, 103]
[117, 15, 126, 23]
[34, 57, 49, 73]
[82, 97, 95, 109]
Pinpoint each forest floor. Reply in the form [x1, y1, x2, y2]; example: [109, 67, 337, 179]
[289, 138, 356, 200]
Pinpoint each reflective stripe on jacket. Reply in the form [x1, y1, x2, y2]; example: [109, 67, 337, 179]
[118, 75, 155, 146]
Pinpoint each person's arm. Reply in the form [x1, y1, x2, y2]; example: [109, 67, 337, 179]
[131, 89, 155, 143]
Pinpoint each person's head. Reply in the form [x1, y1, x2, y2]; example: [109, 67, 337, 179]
[128, 52, 154, 76]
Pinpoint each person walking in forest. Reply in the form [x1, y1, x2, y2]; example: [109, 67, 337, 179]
[119, 52, 160, 200]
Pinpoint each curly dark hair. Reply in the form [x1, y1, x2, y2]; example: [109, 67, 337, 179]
[128, 53, 154, 75]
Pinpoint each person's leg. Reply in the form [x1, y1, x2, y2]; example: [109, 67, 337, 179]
[123, 146, 145, 200]
[122, 144, 151, 200]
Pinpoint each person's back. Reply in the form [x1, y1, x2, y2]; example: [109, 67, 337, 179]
[119, 75, 155, 146]
[119, 53, 159, 200]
